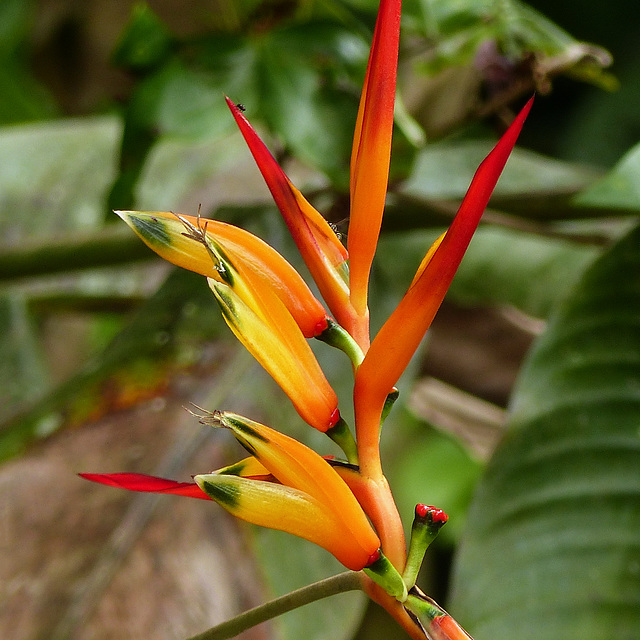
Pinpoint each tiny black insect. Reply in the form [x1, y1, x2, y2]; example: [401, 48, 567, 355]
[236, 103, 246, 112]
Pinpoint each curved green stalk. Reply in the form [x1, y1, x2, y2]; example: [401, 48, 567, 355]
[185, 571, 364, 640]
[316, 318, 365, 368]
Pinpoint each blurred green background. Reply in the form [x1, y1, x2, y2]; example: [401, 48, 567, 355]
[0, 1, 638, 640]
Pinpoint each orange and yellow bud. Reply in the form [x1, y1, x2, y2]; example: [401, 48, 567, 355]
[118, 206, 341, 431]
[196, 411, 381, 571]
[210, 279, 339, 432]
[195, 474, 372, 571]
[115, 210, 329, 338]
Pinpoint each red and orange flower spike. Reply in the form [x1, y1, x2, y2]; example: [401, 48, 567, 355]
[353, 97, 533, 477]
[83, 0, 533, 634]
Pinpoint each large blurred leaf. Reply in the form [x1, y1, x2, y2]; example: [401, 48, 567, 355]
[574, 140, 640, 212]
[449, 223, 640, 639]
[377, 226, 599, 319]
[0, 116, 121, 240]
[395, 142, 602, 222]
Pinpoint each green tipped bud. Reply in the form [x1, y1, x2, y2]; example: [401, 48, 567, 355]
[402, 504, 448, 588]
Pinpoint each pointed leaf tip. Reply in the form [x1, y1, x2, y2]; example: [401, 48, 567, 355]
[79, 472, 210, 500]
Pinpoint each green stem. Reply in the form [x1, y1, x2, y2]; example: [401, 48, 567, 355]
[0, 227, 152, 282]
[185, 571, 363, 640]
[362, 551, 407, 603]
[316, 318, 365, 369]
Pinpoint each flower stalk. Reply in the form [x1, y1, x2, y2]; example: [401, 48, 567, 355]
[185, 571, 364, 640]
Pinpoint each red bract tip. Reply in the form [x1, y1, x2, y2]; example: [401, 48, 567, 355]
[314, 317, 330, 336]
[415, 503, 430, 518]
[366, 549, 381, 567]
[329, 407, 341, 428]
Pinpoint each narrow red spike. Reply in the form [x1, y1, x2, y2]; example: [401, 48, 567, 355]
[79, 473, 211, 500]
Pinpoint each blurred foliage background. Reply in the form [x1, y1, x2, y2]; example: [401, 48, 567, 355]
[1, 1, 639, 639]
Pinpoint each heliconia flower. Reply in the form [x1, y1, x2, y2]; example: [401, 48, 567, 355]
[348, 0, 401, 319]
[81, 411, 381, 572]
[115, 210, 329, 338]
[224, 98, 362, 341]
[197, 411, 380, 570]
[99, 0, 533, 633]
[354, 97, 533, 470]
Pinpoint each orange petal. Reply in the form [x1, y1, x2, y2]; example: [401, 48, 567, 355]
[354, 97, 533, 464]
[116, 210, 329, 338]
[224, 98, 357, 332]
[348, 0, 401, 316]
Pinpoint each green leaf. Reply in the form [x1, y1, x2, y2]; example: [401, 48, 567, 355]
[413, 0, 614, 89]
[0, 0, 58, 123]
[129, 60, 237, 140]
[376, 227, 599, 319]
[252, 22, 366, 185]
[112, 4, 174, 72]
[397, 141, 600, 220]
[449, 224, 640, 639]
[574, 141, 640, 212]
[0, 59, 58, 124]
[0, 116, 121, 238]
